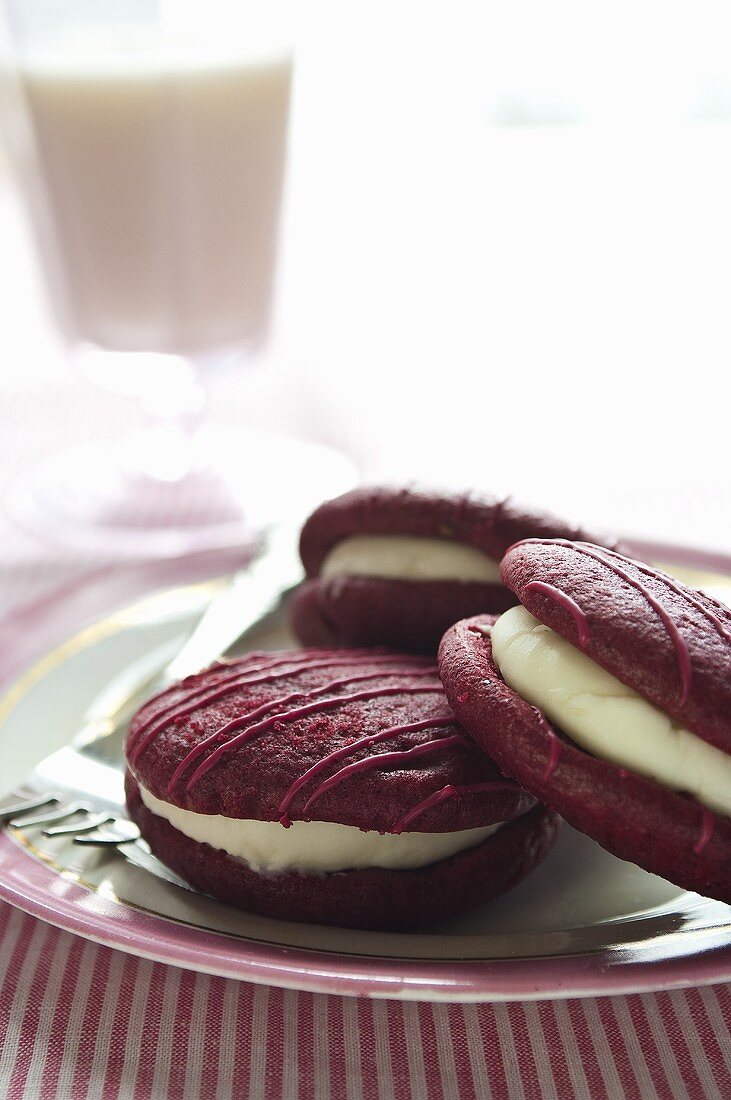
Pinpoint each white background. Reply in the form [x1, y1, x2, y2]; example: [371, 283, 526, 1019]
[1, 1, 730, 565]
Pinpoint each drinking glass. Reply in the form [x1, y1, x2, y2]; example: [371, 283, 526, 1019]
[1, 0, 353, 556]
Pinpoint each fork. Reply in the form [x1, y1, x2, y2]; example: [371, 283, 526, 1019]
[0, 521, 302, 883]
[1, 793, 133, 843]
[1, 791, 195, 888]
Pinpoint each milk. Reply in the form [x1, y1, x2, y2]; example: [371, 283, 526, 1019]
[14, 39, 292, 355]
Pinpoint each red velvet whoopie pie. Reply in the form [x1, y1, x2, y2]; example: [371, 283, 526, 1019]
[439, 539, 731, 904]
[125, 647, 559, 930]
[290, 485, 622, 654]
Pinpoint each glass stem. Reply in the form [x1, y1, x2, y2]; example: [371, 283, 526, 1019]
[136, 357, 209, 483]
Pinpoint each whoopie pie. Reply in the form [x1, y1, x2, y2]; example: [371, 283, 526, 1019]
[291, 485, 621, 654]
[439, 539, 731, 903]
[125, 647, 558, 929]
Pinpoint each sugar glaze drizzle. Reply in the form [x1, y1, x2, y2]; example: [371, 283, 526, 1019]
[182, 680, 443, 793]
[128, 651, 312, 756]
[276, 716, 455, 825]
[693, 807, 715, 854]
[166, 667, 440, 794]
[530, 707, 563, 783]
[389, 780, 521, 834]
[522, 581, 590, 649]
[599, 547, 731, 647]
[299, 735, 469, 815]
[128, 650, 425, 765]
[520, 539, 693, 704]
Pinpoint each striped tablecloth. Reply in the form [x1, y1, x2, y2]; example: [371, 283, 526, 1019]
[1, 899, 730, 1100]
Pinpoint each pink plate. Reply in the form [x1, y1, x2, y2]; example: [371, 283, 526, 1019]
[0, 541, 730, 1001]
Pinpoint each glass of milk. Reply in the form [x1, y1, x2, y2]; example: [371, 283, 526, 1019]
[2, 1, 353, 555]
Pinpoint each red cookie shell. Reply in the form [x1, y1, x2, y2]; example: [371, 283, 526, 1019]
[290, 577, 515, 654]
[501, 539, 731, 755]
[126, 773, 560, 931]
[125, 648, 535, 833]
[439, 615, 731, 904]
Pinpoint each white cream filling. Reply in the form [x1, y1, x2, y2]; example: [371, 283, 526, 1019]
[321, 535, 501, 584]
[491, 605, 731, 818]
[139, 784, 502, 874]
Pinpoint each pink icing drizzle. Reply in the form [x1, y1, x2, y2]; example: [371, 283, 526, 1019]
[522, 581, 590, 649]
[600, 547, 731, 647]
[299, 736, 468, 815]
[543, 735, 562, 783]
[531, 708, 563, 783]
[129, 650, 429, 764]
[165, 666, 439, 793]
[693, 807, 715, 854]
[128, 652, 311, 755]
[183, 682, 444, 792]
[388, 780, 521, 834]
[520, 539, 693, 705]
[276, 716, 455, 825]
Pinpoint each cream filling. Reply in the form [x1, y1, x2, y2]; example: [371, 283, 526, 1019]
[321, 535, 501, 583]
[139, 784, 502, 874]
[491, 605, 731, 818]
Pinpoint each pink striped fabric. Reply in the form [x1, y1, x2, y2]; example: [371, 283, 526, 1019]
[1, 900, 729, 1099]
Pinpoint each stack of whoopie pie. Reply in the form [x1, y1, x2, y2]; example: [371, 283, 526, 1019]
[124, 485, 730, 930]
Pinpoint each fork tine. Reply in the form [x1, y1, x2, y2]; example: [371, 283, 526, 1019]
[74, 820, 140, 846]
[43, 811, 116, 837]
[0, 793, 61, 824]
[9, 801, 89, 829]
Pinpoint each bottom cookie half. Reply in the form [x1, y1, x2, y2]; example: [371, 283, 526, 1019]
[126, 773, 559, 931]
